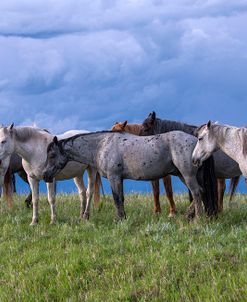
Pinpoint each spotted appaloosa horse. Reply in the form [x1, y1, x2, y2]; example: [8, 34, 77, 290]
[43, 131, 218, 220]
[112, 121, 176, 216]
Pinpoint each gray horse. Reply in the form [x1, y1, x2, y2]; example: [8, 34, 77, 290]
[43, 131, 218, 220]
[0, 125, 101, 225]
[192, 121, 247, 178]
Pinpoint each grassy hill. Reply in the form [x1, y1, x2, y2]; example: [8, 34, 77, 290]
[0, 193, 246, 301]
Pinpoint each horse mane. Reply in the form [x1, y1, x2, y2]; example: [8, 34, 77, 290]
[238, 128, 247, 157]
[154, 118, 197, 135]
[13, 126, 51, 142]
[56, 130, 119, 146]
[210, 124, 247, 157]
[194, 124, 207, 137]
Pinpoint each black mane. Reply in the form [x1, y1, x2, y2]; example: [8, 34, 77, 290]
[49, 130, 124, 149]
[154, 118, 197, 136]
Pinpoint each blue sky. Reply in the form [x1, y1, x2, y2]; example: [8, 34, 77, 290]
[1, 0, 247, 193]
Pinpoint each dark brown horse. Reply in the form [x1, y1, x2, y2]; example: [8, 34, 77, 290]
[1, 154, 32, 208]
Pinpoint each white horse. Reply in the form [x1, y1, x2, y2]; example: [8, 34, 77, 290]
[192, 121, 247, 178]
[0, 124, 99, 225]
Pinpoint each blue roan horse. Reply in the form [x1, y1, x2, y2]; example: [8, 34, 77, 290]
[43, 130, 218, 220]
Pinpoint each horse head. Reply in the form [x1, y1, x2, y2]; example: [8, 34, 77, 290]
[0, 123, 15, 186]
[111, 120, 128, 131]
[0, 124, 15, 159]
[43, 136, 69, 182]
[139, 111, 156, 136]
[192, 120, 218, 167]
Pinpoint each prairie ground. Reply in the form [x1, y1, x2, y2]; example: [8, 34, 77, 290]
[0, 193, 246, 301]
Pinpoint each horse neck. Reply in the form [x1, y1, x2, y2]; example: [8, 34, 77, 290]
[62, 133, 104, 166]
[155, 119, 196, 135]
[125, 124, 141, 135]
[13, 127, 52, 163]
[213, 125, 244, 161]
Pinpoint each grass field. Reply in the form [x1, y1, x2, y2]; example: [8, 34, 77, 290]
[0, 193, 246, 301]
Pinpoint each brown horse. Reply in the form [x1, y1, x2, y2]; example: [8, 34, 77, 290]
[0, 154, 33, 208]
[112, 120, 241, 214]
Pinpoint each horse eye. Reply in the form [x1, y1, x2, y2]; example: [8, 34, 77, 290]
[1, 140, 6, 144]
[198, 137, 203, 141]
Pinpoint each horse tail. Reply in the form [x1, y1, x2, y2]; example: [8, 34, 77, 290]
[93, 172, 104, 206]
[3, 167, 13, 208]
[229, 176, 240, 202]
[197, 156, 218, 216]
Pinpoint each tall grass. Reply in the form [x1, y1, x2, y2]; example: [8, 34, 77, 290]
[0, 193, 246, 301]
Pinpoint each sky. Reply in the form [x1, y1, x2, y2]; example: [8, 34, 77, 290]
[1, 0, 247, 194]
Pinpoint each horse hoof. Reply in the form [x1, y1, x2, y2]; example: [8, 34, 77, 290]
[50, 220, 56, 225]
[82, 213, 89, 220]
[25, 201, 32, 208]
[30, 221, 38, 226]
[154, 209, 161, 214]
[168, 212, 176, 218]
[186, 209, 195, 220]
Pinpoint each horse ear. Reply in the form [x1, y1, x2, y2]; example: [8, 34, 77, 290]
[53, 136, 58, 145]
[8, 123, 14, 131]
[7, 123, 14, 135]
[207, 120, 211, 129]
[122, 120, 128, 128]
[149, 111, 156, 121]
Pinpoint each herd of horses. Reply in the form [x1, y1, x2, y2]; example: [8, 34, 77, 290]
[0, 112, 245, 225]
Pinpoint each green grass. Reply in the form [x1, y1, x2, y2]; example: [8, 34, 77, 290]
[0, 193, 246, 302]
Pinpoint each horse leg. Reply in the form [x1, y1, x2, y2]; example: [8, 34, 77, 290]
[18, 170, 32, 207]
[229, 176, 240, 203]
[73, 175, 87, 219]
[188, 190, 193, 203]
[93, 172, 101, 208]
[28, 176, 39, 225]
[217, 178, 225, 212]
[2, 169, 13, 208]
[82, 167, 97, 220]
[25, 193, 32, 208]
[151, 179, 161, 214]
[162, 175, 177, 217]
[46, 181, 56, 224]
[183, 176, 203, 220]
[108, 176, 126, 220]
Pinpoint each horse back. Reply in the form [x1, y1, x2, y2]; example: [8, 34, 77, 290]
[97, 133, 174, 180]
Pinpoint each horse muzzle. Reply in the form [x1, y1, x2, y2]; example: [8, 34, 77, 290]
[192, 157, 202, 167]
